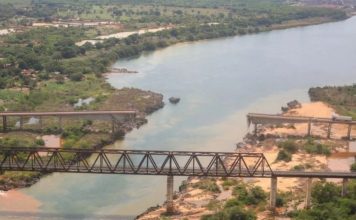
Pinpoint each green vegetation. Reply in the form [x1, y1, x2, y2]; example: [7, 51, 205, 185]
[351, 162, 356, 172]
[276, 139, 298, 162]
[0, 0, 348, 28]
[291, 181, 356, 220]
[276, 150, 292, 162]
[278, 139, 298, 153]
[201, 206, 256, 220]
[192, 178, 221, 193]
[303, 138, 331, 156]
[222, 178, 239, 190]
[202, 181, 268, 220]
[276, 138, 331, 162]
[309, 85, 356, 119]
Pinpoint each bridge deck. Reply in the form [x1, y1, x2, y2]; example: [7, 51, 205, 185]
[0, 110, 136, 117]
[247, 113, 356, 125]
[0, 148, 355, 179]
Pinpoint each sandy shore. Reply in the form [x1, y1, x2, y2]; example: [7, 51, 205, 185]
[76, 27, 171, 46]
[0, 190, 41, 213]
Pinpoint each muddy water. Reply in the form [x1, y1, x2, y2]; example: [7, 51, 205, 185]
[327, 141, 356, 171]
[2, 17, 356, 219]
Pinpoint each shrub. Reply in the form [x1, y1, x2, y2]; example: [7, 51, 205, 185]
[304, 143, 331, 156]
[179, 181, 188, 192]
[201, 206, 256, 220]
[312, 182, 340, 204]
[222, 178, 239, 190]
[224, 198, 241, 208]
[351, 162, 356, 172]
[35, 139, 45, 146]
[232, 184, 248, 198]
[245, 186, 267, 205]
[69, 73, 84, 81]
[278, 140, 298, 153]
[206, 199, 222, 211]
[276, 196, 285, 207]
[293, 165, 305, 171]
[192, 178, 221, 193]
[276, 150, 292, 162]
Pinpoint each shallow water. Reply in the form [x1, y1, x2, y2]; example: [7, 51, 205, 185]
[2, 17, 356, 218]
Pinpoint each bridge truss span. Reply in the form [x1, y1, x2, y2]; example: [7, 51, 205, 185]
[0, 148, 273, 177]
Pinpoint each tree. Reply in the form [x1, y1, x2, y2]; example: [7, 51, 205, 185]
[312, 182, 340, 204]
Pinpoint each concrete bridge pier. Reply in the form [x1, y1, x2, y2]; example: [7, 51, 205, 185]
[305, 178, 312, 209]
[19, 116, 24, 130]
[342, 178, 349, 197]
[327, 123, 332, 139]
[347, 124, 352, 140]
[166, 175, 174, 214]
[111, 119, 115, 134]
[39, 116, 43, 130]
[254, 123, 258, 136]
[270, 176, 277, 210]
[2, 116, 7, 132]
[58, 116, 62, 130]
[307, 120, 312, 136]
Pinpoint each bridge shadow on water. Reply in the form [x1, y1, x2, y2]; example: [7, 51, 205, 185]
[0, 211, 135, 220]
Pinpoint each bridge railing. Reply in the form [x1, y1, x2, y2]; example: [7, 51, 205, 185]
[0, 148, 273, 177]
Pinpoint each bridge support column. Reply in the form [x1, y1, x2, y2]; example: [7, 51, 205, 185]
[19, 116, 24, 130]
[270, 176, 277, 210]
[111, 120, 115, 134]
[307, 121, 312, 136]
[305, 178, 312, 209]
[347, 124, 352, 140]
[327, 123, 332, 139]
[342, 178, 348, 197]
[166, 175, 174, 214]
[2, 116, 7, 132]
[254, 123, 258, 136]
[39, 116, 43, 130]
[59, 116, 62, 130]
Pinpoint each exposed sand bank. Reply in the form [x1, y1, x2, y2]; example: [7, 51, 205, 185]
[263, 102, 355, 139]
[76, 27, 171, 46]
[0, 190, 41, 213]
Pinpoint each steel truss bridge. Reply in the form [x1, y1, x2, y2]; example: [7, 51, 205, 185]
[1, 148, 356, 178]
[1, 147, 356, 213]
[0, 148, 273, 177]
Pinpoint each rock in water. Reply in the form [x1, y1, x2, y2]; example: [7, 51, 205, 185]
[169, 97, 180, 104]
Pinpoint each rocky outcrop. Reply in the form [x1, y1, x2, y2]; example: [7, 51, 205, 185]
[169, 97, 180, 104]
[111, 67, 138, 74]
[281, 100, 301, 112]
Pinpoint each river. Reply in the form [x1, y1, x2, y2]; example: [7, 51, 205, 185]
[1, 17, 356, 219]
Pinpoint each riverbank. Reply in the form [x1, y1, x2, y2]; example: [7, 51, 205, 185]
[138, 101, 355, 219]
[0, 86, 164, 191]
